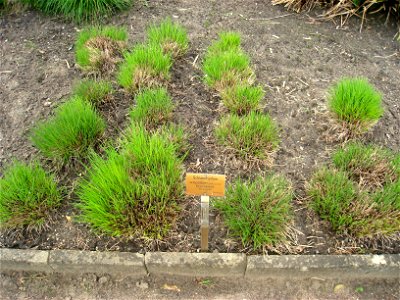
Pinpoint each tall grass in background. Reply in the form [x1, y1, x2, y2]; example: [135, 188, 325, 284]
[23, 0, 133, 22]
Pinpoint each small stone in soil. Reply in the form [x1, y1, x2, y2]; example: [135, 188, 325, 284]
[136, 280, 149, 290]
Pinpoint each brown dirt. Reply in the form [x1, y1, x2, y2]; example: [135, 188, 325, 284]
[1, 272, 400, 300]
[1, 1, 399, 255]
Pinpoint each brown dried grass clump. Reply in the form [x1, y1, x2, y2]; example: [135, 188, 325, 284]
[85, 37, 125, 75]
[130, 67, 166, 92]
[272, 0, 399, 31]
[332, 142, 399, 190]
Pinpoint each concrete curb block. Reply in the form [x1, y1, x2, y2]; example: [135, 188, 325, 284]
[1, 249, 399, 279]
[0, 249, 51, 273]
[246, 254, 400, 279]
[145, 252, 247, 277]
[48, 250, 146, 276]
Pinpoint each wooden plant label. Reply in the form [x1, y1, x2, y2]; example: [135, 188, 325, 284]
[185, 173, 226, 197]
[185, 173, 226, 252]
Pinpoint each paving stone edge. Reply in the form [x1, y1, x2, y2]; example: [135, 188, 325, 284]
[0, 249, 399, 279]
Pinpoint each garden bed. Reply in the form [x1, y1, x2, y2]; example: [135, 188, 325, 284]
[1, 0, 399, 255]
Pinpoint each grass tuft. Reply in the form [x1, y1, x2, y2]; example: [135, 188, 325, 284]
[203, 49, 253, 92]
[77, 124, 183, 238]
[308, 143, 400, 237]
[214, 175, 293, 249]
[329, 77, 383, 135]
[75, 26, 127, 75]
[147, 18, 189, 58]
[117, 44, 172, 92]
[0, 161, 62, 229]
[31, 97, 106, 161]
[221, 84, 264, 115]
[130, 88, 174, 128]
[332, 142, 399, 189]
[207, 32, 241, 55]
[215, 112, 280, 162]
[307, 168, 400, 236]
[73, 79, 113, 105]
[25, 0, 133, 23]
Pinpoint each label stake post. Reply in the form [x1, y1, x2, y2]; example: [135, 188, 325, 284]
[185, 173, 226, 253]
[200, 195, 210, 252]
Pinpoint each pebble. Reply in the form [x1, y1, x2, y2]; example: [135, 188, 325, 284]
[98, 276, 109, 284]
[43, 101, 52, 107]
[136, 280, 149, 290]
[334, 284, 346, 294]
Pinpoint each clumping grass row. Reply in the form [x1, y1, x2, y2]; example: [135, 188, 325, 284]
[0, 161, 62, 229]
[307, 142, 399, 237]
[77, 124, 184, 238]
[203, 32, 258, 113]
[203, 32, 280, 163]
[215, 174, 293, 249]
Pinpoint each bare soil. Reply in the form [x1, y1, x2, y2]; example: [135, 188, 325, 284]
[1, 271, 399, 300]
[0, 1, 399, 254]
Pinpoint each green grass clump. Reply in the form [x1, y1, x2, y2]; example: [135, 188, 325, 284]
[221, 84, 264, 115]
[215, 112, 280, 162]
[207, 32, 241, 55]
[31, 97, 106, 161]
[329, 77, 383, 135]
[308, 142, 400, 237]
[73, 79, 113, 105]
[307, 168, 400, 236]
[332, 142, 399, 188]
[130, 88, 174, 128]
[75, 26, 127, 75]
[0, 161, 62, 229]
[203, 49, 253, 91]
[117, 44, 172, 92]
[147, 18, 189, 58]
[77, 125, 183, 238]
[25, 0, 133, 22]
[214, 175, 293, 249]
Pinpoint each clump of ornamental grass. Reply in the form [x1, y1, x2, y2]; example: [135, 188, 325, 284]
[25, 0, 133, 23]
[31, 97, 106, 161]
[221, 84, 265, 115]
[203, 49, 254, 92]
[77, 124, 183, 238]
[207, 31, 241, 55]
[75, 26, 127, 75]
[130, 88, 174, 129]
[214, 174, 293, 249]
[307, 143, 400, 237]
[332, 142, 399, 189]
[215, 112, 280, 163]
[0, 161, 62, 230]
[117, 44, 172, 92]
[328, 77, 383, 137]
[147, 18, 189, 58]
[307, 168, 400, 236]
[73, 79, 113, 105]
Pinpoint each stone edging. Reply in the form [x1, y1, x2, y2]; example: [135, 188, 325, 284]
[1, 249, 399, 279]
